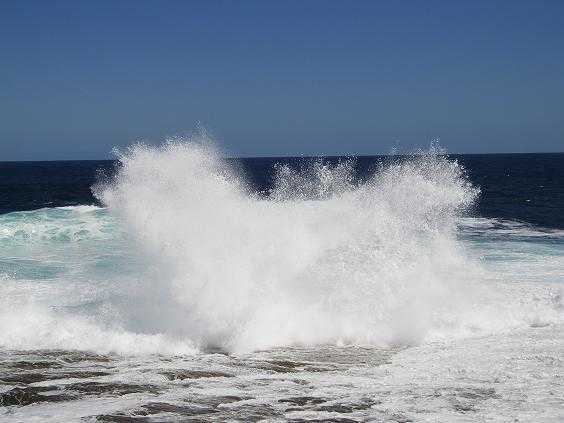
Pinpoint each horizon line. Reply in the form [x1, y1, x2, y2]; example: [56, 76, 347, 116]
[1, 150, 564, 163]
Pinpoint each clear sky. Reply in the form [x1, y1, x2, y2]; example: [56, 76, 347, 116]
[1, 0, 563, 160]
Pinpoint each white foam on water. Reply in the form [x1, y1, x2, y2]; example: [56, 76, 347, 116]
[0, 206, 111, 244]
[1, 137, 564, 422]
[91, 138, 561, 353]
[0, 136, 562, 356]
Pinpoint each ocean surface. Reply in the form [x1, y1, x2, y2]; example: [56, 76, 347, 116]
[0, 144, 563, 422]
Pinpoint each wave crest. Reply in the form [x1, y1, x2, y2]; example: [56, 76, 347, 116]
[94, 138, 484, 352]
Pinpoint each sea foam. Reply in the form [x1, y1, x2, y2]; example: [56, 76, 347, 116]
[94, 138, 486, 352]
[0, 136, 561, 355]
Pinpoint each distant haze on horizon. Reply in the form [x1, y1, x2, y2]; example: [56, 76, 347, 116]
[1, 0, 563, 161]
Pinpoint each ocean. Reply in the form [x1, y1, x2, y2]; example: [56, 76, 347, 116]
[0, 143, 563, 422]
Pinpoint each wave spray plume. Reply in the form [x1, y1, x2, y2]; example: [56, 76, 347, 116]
[95, 137, 484, 353]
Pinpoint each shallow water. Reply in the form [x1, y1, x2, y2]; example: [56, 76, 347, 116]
[1, 323, 563, 422]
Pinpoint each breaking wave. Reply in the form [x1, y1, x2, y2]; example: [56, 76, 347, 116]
[0, 137, 561, 354]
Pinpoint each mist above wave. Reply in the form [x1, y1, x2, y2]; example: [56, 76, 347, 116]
[1, 136, 560, 355]
[90, 137, 490, 352]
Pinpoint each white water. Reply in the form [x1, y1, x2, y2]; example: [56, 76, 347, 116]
[0, 139, 562, 356]
[1, 139, 564, 422]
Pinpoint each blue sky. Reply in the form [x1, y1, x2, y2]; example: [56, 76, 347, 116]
[1, 0, 563, 160]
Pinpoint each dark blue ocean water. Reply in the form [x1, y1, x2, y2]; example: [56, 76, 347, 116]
[1, 153, 563, 228]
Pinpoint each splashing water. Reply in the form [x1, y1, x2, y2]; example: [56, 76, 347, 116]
[0, 137, 561, 356]
[2, 142, 564, 422]
[94, 139, 490, 352]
